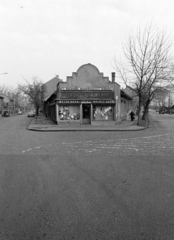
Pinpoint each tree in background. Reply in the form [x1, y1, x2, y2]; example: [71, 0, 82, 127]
[114, 24, 173, 125]
[152, 87, 169, 108]
[0, 84, 31, 114]
[0, 85, 14, 96]
[18, 77, 44, 116]
[0, 85, 18, 113]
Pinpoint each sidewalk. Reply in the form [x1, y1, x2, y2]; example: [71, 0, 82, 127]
[27, 115, 145, 132]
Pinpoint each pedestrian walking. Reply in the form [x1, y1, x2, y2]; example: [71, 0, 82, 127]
[130, 111, 135, 121]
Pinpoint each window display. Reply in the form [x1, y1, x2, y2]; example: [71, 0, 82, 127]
[93, 106, 113, 121]
[59, 106, 80, 120]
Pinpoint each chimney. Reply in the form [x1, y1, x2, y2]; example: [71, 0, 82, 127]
[111, 72, 115, 82]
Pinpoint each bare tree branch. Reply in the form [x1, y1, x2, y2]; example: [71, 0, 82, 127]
[113, 24, 173, 124]
[18, 77, 44, 116]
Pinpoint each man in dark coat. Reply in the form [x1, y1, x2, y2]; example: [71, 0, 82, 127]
[130, 111, 135, 121]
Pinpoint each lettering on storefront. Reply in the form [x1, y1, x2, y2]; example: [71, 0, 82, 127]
[57, 100, 115, 104]
[60, 91, 114, 99]
[93, 100, 115, 103]
[58, 100, 81, 103]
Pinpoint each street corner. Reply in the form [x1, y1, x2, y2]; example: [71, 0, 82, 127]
[26, 124, 146, 132]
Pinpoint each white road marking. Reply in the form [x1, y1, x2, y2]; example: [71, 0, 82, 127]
[26, 148, 32, 151]
[22, 133, 174, 154]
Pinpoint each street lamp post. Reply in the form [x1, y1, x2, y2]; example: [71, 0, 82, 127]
[0, 73, 8, 75]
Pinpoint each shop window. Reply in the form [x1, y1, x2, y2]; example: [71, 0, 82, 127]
[59, 106, 80, 120]
[93, 106, 113, 121]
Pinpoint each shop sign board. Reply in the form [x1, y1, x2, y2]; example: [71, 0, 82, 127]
[57, 100, 115, 104]
[60, 91, 114, 99]
[58, 100, 81, 104]
[93, 100, 115, 103]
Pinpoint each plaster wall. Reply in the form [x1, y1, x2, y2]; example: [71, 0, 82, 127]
[120, 98, 132, 120]
[61, 64, 114, 89]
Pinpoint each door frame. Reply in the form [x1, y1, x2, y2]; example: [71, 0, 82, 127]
[82, 102, 91, 124]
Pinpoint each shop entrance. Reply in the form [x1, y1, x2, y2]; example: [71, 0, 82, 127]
[82, 104, 91, 124]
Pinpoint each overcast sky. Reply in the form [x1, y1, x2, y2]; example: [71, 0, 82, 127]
[0, 0, 174, 88]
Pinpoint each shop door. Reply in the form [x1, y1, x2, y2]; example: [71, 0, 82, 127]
[82, 104, 91, 124]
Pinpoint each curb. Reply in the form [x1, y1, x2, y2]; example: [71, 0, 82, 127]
[27, 126, 145, 132]
[27, 118, 34, 130]
[27, 117, 146, 132]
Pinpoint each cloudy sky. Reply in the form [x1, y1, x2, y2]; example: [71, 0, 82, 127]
[0, 0, 174, 88]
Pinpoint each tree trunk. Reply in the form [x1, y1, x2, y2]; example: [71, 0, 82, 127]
[142, 107, 148, 120]
[36, 107, 39, 116]
[142, 100, 150, 120]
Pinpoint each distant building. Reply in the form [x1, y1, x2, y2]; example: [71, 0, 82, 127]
[120, 90, 133, 119]
[42, 75, 63, 112]
[44, 63, 133, 125]
[151, 85, 174, 108]
[165, 85, 174, 107]
[42, 75, 63, 101]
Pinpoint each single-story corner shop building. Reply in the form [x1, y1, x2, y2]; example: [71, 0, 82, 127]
[44, 63, 133, 125]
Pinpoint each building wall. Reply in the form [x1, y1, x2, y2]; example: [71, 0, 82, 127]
[49, 104, 56, 122]
[120, 98, 132, 120]
[66, 64, 110, 89]
[59, 64, 117, 90]
[43, 76, 62, 100]
[42, 76, 62, 114]
[57, 63, 121, 122]
[165, 90, 174, 107]
[45, 64, 132, 124]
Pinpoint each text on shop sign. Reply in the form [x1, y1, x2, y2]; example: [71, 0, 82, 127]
[60, 91, 114, 99]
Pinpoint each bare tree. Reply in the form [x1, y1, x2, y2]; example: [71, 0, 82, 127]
[0, 85, 19, 113]
[153, 87, 169, 108]
[0, 85, 11, 95]
[114, 24, 173, 125]
[18, 77, 44, 116]
[0, 85, 17, 99]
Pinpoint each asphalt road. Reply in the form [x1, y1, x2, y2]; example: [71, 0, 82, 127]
[0, 112, 174, 240]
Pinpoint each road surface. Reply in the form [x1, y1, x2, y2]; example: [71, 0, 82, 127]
[0, 112, 174, 239]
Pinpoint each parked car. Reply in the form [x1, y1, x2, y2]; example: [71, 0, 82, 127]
[2, 110, 10, 117]
[18, 110, 22, 115]
[28, 111, 35, 117]
[166, 109, 174, 114]
[159, 107, 174, 114]
[159, 109, 167, 114]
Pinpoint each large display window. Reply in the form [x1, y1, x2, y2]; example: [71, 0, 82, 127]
[93, 106, 114, 121]
[59, 105, 80, 120]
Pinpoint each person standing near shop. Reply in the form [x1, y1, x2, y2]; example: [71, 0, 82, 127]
[130, 110, 135, 121]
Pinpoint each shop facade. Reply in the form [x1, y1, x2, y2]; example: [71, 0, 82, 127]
[45, 63, 132, 125]
[57, 90, 116, 125]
